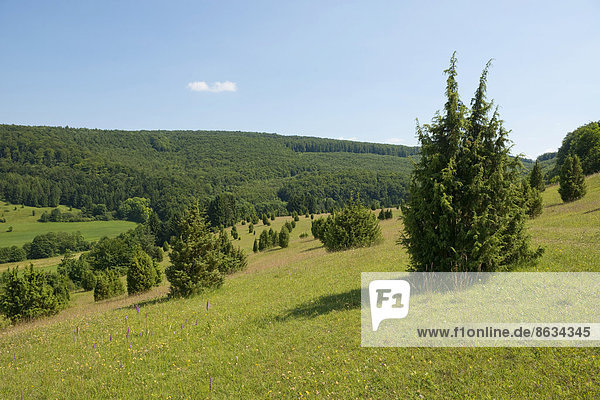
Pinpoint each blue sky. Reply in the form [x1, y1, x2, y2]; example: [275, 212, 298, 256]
[1, 0, 598, 158]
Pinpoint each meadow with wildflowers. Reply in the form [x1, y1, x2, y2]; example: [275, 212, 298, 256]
[0, 175, 599, 398]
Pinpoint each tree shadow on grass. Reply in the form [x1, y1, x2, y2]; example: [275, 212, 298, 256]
[276, 288, 363, 322]
[584, 207, 600, 214]
[544, 203, 563, 209]
[117, 295, 169, 312]
[302, 245, 324, 253]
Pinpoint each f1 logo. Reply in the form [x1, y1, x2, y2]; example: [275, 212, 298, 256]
[369, 280, 410, 331]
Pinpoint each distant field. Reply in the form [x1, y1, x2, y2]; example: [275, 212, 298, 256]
[1, 176, 599, 398]
[0, 201, 137, 247]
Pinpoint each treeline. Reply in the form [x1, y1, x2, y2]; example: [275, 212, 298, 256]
[282, 136, 419, 157]
[277, 171, 409, 214]
[254, 220, 295, 252]
[38, 206, 113, 222]
[0, 231, 90, 263]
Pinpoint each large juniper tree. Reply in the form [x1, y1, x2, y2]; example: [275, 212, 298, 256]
[400, 54, 541, 272]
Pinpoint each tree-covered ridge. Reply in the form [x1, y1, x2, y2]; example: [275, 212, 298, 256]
[281, 135, 419, 157]
[0, 124, 416, 222]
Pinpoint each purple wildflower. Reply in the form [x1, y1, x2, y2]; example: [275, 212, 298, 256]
[209, 377, 213, 391]
[76, 325, 79, 335]
[110, 334, 112, 341]
[181, 323, 183, 329]
[120, 360, 123, 368]
[126, 327, 130, 339]
[136, 304, 140, 313]
[206, 301, 209, 311]
[93, 343, 96, 349]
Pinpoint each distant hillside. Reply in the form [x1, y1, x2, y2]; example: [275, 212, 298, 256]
[0, 125, 417, 224]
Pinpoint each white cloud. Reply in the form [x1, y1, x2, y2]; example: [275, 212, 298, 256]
[337, 136, 359, 141]
[187, 81, 237, 93]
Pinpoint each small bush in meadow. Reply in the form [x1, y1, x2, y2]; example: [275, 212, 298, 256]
[0, 266, 68, 322]
[80, 269, 97, 291]
[311, 217, 328, 240]
[57, 253, 92, 289]
[319, 198, 382, 251]
[127, 249, 158, 295]
[258, 230, 268, 251]
[279, 226, 290, 248]
[94, 270, 125, 301]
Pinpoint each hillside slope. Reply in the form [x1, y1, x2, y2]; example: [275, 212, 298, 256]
[0, 125, 417, 220]
[0, 174, 598, 398]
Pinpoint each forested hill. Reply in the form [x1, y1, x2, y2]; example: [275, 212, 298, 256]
[0, 124, 418, 226]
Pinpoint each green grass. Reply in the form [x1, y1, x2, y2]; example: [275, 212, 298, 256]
[523, 173, 600, 272]
[0, 201, 137, 248]
[1, 177, 600, 398]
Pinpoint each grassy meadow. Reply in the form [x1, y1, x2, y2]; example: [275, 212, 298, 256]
[0, 176, 600, 398]
[0, 201, 137, 248]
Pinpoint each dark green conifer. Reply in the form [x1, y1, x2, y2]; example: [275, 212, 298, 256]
[400, 54, 541, 272]
[559, 154, 586, 202]
[529, 160, 545, 192]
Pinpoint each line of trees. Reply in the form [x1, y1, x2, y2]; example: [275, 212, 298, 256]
[282, 136, 419, 157]
[254, 220, 296, 253]
[0, 231, 90, 263]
